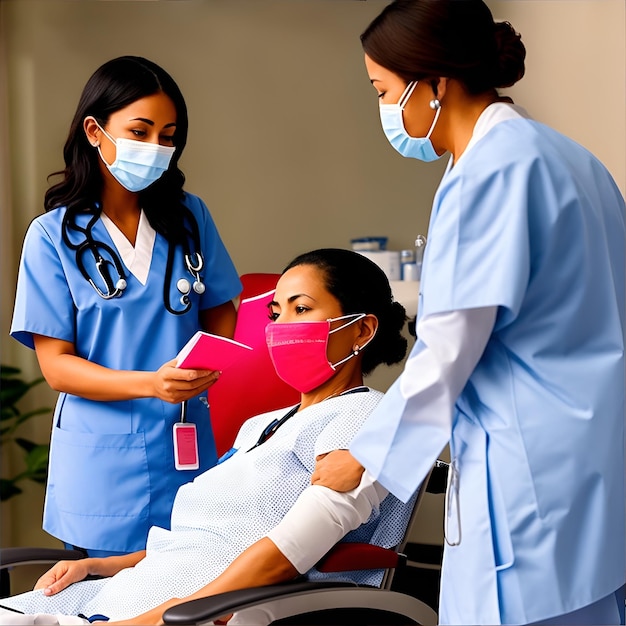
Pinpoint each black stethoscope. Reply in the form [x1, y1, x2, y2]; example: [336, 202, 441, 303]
[62, 208, 206, 315]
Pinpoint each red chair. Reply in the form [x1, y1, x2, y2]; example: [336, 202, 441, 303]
[208, 273, 300, 457]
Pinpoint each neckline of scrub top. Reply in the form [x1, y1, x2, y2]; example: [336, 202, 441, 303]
[100, 209, 156, 285]
[453, 102, 530, 169]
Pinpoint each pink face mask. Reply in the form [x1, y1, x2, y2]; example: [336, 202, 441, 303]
[265, 314, 369, 393]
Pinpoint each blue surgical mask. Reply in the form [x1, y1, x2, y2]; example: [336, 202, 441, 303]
[94, 121, 176, 192]
[379, 81, 443, 162]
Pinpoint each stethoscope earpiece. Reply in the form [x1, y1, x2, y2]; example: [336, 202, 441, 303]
[116, 278, 127, 291]
[193, 281, 205, 295]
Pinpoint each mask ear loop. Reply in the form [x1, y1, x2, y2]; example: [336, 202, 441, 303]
[424, 104, 442, 140]
[91, 119, 117, 146]
[328, 314, 378, 369]
[328, 313, 366, 334]
[87, 118, 118, 168]
[398, 81, 419, 110]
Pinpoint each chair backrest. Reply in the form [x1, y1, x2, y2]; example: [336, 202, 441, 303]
[307, 465, 435, 590]
[208, 273, 300, 456]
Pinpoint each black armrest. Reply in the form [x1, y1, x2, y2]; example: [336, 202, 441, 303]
[163, 581, 440, 625]
[0, 547, 85, 569]
[163, 580, 356, 624]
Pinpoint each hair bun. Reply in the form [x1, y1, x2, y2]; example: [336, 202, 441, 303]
[493, 21, 526, 88]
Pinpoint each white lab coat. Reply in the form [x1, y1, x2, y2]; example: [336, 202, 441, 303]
[350, 104, 626, 624]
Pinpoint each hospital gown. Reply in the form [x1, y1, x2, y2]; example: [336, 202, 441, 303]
[350, 103, 626, 624]
[10, 193, 241, 553]
[2, 390, 409, 622]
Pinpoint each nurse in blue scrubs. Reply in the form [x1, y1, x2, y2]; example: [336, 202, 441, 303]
[10, 56, 242, 558]
[312, 1, 625, 623]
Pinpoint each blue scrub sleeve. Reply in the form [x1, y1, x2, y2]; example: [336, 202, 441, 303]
[11, 220, 76, 350]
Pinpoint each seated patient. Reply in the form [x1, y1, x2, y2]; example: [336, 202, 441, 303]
[0, 248, 408, 625]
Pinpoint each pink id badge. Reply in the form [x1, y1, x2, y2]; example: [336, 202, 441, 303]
[173, 422, 199, 470]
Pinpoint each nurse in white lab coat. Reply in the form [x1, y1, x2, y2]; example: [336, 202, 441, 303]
[312, 1, 625, 624]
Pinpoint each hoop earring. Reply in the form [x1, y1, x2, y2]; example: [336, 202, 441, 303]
[429, 99, 441, 110]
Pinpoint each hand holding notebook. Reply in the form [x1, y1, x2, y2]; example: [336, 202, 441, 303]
[176, 331, 253, 371]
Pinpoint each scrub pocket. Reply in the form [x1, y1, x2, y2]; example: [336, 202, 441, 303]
[48, 426, 151, 520]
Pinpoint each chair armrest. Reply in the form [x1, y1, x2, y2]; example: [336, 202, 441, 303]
[163, 582, 438, 626]
[162, 580, 357, 625]
[0, 547, 85, 569]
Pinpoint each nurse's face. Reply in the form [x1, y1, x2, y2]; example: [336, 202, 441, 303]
[85, 92, 177, 181]
[269, 264, 358, 366]
[364, 54, 436, 140]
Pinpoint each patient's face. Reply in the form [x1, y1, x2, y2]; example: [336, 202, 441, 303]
[269, 264, 355, 365]
[270, 264, 343, 324]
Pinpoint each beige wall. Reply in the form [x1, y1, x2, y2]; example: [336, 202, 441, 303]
[490, 0, 626, 194]
[1, 0, 624, 550]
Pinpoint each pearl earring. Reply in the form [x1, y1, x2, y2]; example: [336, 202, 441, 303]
[353, 345, 360, 355]
[429, 99, 441, 110]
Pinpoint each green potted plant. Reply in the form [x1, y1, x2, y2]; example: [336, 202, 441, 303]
[1, 364, 51, 501]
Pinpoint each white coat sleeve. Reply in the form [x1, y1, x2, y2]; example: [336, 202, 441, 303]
[267, 470, 387, 574]
[349, 306, 497, 502]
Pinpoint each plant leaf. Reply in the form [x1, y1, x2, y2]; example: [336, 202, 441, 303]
[24, 445, 50, 477]
[0, 377, 45, 417]
[0, 364, 22, 377]
[15, 438, 38, 453]
[0, 478, 23, 501]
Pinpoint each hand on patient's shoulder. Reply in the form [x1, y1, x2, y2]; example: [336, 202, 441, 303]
[311, 449, 364, 492]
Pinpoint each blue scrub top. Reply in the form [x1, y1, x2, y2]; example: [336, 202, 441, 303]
[351, 116, 625, 623]
[10, 192, 242, 553]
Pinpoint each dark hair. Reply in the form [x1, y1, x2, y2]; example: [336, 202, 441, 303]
[283, 248, 408, 376]
[361, 0, 525, 95]
[45, 56, 190, 243]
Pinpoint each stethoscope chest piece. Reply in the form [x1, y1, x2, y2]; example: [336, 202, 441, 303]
[175, 252, 206, 308]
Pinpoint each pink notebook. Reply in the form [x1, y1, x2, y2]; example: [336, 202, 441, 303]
[176, 331, 253, 371]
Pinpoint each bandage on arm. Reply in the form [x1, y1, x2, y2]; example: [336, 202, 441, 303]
[267, 470, 387, 574]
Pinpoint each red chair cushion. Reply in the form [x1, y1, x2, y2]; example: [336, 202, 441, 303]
[315, 543, 401, 573]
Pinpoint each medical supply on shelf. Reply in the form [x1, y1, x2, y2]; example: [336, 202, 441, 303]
[350, 236, 388, 251]
[355, 250, 401, 281]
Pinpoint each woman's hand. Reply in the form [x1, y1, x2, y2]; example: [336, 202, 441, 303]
[34, 560, 92, 596]
[152, 359, 220, 404]
[33, 551, 145, 597]
[32, 336, 219, 403]
[311, 450, 365, 492]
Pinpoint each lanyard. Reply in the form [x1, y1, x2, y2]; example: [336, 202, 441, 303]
[247, 386, 369, 453]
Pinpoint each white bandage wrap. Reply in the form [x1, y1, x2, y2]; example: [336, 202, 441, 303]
[267, 470, 387, 574]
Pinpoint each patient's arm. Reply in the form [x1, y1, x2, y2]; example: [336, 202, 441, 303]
[268, 471, 386, 573]
[34, 551, 146, 596]
[102, 539, 295, 625]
